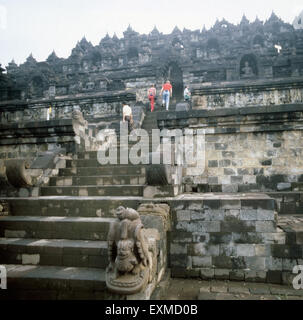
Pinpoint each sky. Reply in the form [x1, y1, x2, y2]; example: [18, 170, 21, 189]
[0, 0, 303, 68]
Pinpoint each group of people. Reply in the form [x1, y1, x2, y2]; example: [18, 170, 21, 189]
[122, 81, 192, 130]
[147, 81, 191, 112]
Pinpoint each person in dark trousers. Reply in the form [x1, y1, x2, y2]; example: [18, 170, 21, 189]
[122, 101, 133, 133]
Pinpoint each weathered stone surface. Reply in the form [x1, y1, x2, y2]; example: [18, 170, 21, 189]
[106, 207, 157, 295]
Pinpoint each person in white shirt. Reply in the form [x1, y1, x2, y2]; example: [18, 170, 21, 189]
[184, 86, 191, 102]
[122, 102, 133, 132]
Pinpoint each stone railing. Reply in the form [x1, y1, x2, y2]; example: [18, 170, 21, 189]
[191, 78, 303, 110]
[0, 91, 136, 125]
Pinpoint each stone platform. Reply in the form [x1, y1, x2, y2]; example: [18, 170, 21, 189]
[161, 278, 303, 300]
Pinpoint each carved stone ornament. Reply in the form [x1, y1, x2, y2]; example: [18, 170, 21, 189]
[72, 109, 87, 127]
[106, 206, 155, 295]
[5, 159, 32, 188]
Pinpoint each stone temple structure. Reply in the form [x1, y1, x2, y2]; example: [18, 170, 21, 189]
[0, 13, 303, 299]
[293, 10, 303, 30]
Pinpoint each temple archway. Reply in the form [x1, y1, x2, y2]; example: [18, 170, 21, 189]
[163, 62, 184, 103]
[29, 75, 46, 98]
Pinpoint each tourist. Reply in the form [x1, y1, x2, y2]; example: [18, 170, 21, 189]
[184, 86, 191, 102]
[160, 80, 173, 111]
[46, 105, 52, 121]
[122, 101, 133, 132]
[147, 84, 156, 112]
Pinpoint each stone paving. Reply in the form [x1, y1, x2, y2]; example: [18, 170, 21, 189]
[162, 279, 303, 300]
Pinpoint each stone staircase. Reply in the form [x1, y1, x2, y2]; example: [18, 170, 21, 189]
[0, 111, 163, 300]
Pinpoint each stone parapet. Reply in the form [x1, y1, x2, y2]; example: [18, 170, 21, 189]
[157, 104, 303, 192]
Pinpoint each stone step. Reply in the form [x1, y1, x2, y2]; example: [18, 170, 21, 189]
[0, 216, 115, 241]
[75, 150, 155, 160]
[40, 185, 144, 196]
[66, 159, 151, 168]
[59, 166, 146, 177]
[49, 175, 146, 187]
[0, 238, 108, 269]
[0, 264, 106, 300]
[5, 197, 142, 218]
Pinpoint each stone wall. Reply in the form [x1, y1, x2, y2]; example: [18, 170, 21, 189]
[158, 104, 303, 193]
[192, 79, 303, 109]
[0, 91, 136, 125]
[170, 195, 303, 285]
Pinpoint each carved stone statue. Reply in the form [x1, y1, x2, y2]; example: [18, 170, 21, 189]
[106, 206, 155, 295]
[72, 109, 87, 126]
[241, 61, 254, 78]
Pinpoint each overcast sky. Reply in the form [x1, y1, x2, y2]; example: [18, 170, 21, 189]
[0, 0, 303, 68]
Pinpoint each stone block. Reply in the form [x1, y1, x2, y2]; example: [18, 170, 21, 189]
[244, 257, 266, 270]
[171, 267, 187, 278]
[170, 254, 188, 268]
[244, 270, 267, 283]
[199, 221, 221, 232]
[176, 221, 220, 233]
[265, 257, 282, 271]
[219, 244, 237, 256]
[221, 200, 241, 210]
[282, 272, 296, 286]
[176, 210, 191, 221]
[277, 183, 292, 191]
[229, 270, 245, 281]
[214, 269, 230, 280]
[231, 176, 243, 184]
[239, 209, 258, 221]
[190, 210, 206, 221]
[209, 233, 232, 244]
[272, 244, 303, 258]
[170, 244, 188, 255]
[226, 210, 240, 218]
[256, 221, 276, 233]
[241, 199, 275, 210]
[192, 256, 212, 268]
[255, 244, 271, 257]
[200, 268, 215, 280]
[205, 209, 225, 221]
[212, 256, 233, 269]
[267, 271, 282, 284]
[236, 244, 255, 257]
[22, 254, 40, 265]
[243, 175, 257, 184]
[208, 160, 218, 168]
[219, 160, 231, 167]
[261, 232, 286, 244]
[187, 202, 203, 210]
[203, 200, 221, 210]
[231, 257, 246, 269]
[171, 231, 192, 243]
[224, 168, 236, 175]
[222, 185, 238, 193]
[232, 232, 263, 244]
[215, 143, 228, 151]
[221, 219, 256, 233]
[282, 259, 298, 271]
[256, 209, 275, 221]
[192, 232, 210, 243]
[188, 243, 220, 256]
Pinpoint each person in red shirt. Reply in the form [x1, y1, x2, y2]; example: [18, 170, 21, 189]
[160, 80, 173, 111]
[147, 84, 156, 112]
